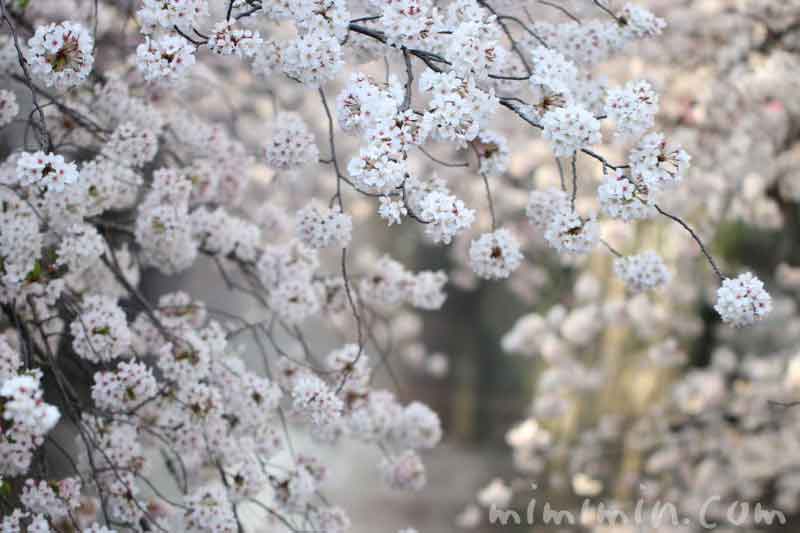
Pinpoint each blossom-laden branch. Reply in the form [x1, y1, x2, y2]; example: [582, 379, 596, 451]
[0, 2, 782, 533]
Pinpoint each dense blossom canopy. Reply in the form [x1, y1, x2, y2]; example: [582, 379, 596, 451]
[0, 0, 795, 532]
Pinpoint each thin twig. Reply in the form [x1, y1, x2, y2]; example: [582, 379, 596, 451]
[539, 0, 582, 24]
[417, 145, 469, 168]
[655, 204, 724, 281]
[600, 238, 623, 258]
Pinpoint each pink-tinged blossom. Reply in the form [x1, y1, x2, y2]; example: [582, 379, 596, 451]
[27, 22, 93, 90]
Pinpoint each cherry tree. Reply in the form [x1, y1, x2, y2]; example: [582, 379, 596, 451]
[0, 1, 791, 532]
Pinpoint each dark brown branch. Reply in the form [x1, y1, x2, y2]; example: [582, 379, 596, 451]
[655, 204, 724, 281]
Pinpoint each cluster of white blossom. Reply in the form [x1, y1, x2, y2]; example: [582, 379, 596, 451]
[604, 80, 659, 139]
[380, 0, 435, 48]
[529, 46, 578, 96]
[629, 131, 691, 190]
[0, 187, 43, 292]
[714, 272, 773, 327]
[295, 201, 353, 249]
[91, 361, 159, 412]
[135, 168, 198, 274]
[525, 188, 570, 229]
[620, 2, 668, 38]
[191, 207, 261, 261]
[336, 72, 404, 133]
[419, 70, 498, 145]
[0, 334, 20, 381]
[469, 229, 523, 280]
[0, 511, 53, 533]
[446, 17, 508, 81]
[291, 0, 350, 39]
[526, 187, 601, 256]
[418, 189, 476, 245]
[15, 151, 79, 191]
[359, 255, 447, 311]
[182, 486, 238, 533]
[282, 28, 344, 87]
[347, 144, 406, 193]
[474, 131, 510, 177]
[531, 21, 625, 68]
[340, 73, 423, 196]
[256, 239, 322, 324]
[102, 122, 159, 168]
[137, 0, 209, 33]
[544, 206, 599, 255]
[264, 112, 319, 171]
[79, 158, 143, 214]
[1, 371, 60, 476]
[207, 21, 262, 58]
[27, 22, 93, 90]
[0, 89, 18, 126]
[71, 295, 132, 363]
[290, 372, 344, 427]
[541, 105, 602, 157]
[597, 168, 656, 221]
[381, 450, 427, 491]
[377, 196, 408, 226]
[136, 35, 197, 83]
[56, 223, 105, 274]
[21, 477, 82, 520]
[613, 251, 671, 293]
